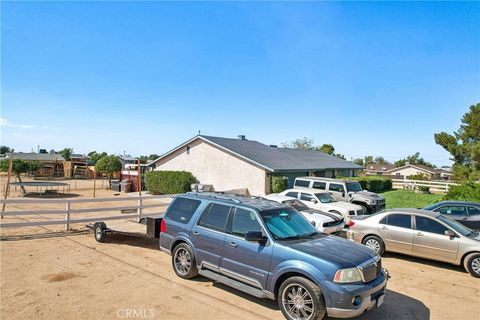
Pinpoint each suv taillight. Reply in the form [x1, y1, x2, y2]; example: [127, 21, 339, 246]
[348, 220, 355, 228]
[160, 219, 166, 233]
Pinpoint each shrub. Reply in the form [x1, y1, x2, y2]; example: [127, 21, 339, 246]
[342, 176, 393, 193]
[271, 176, 288, 193]
[418, 186, 430, 194]
[146, 171, 197, 194]
[443, 182, 480, 202]
[407, 173, 430, 181]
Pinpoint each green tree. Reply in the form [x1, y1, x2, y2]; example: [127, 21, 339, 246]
[95, 155, 122, 189]
[88, 151, 107, 164]
[364, 156, 374, 165]
[435, 103, 480, 181]
[318, 144, 335, 155]
[281, 137, 316, 150]
[394, 152, 434, 168]
[353, 158, 364, 166]
[374, 156, 388, 165]
[148, 154, 160, 160]
[335, 153, 346, 160]
[0, 146, 11, 154]
[59, 148, 73, 160]
[0, 159, 41, 193]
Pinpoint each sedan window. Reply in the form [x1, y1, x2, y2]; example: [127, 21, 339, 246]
[285, 192, 298, 198]
[384, 214, 412, 229]
[415, 216, 448, 235]
[436, 206, 467, 216]
[300, 193, 314, 202]
[468, 207, 480, 215]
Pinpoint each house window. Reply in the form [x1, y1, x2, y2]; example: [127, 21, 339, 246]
[186, 146, 191, 154]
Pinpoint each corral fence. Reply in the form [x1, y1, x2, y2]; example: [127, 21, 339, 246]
[0, 195, 171, 231]
[391, 178, 459, 193]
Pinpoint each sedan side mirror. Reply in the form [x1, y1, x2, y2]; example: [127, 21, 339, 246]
[245, 231, 266, 242]
[311, 221, 316, 227]
[445, 230, 456, 238]
[310, 199, 318, 204]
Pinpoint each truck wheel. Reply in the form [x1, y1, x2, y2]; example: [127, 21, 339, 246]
[362, 236, 385, 255]
[463, 253, 480, 278]
[278, 276, 326, 320]
[172, 243, 198, 279]
[93, 222, 107, 243]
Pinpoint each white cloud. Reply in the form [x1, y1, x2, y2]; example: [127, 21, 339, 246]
[0, 118, 35, 129]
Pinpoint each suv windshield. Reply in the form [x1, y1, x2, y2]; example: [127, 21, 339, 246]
[346, 182, 362, 192]
[283, 199, 310, 211]
[260, 208, 318, 240]
[437, 215, 475, 237]
[316, 193, 337, 203]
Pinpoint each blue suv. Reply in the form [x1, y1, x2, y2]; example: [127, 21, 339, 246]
[160, 193, 388, 320]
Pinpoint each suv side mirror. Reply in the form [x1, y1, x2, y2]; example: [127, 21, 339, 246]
[445, 230, 456, 238]
[245, 231, 266, 242]
[310, 198, 318, 204]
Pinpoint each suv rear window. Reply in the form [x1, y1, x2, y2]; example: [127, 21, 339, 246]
[166, 197, 201, 224]
[312, 181, 326, 190]
[198, 203, 231, 232]
[294, 179, 310, 188]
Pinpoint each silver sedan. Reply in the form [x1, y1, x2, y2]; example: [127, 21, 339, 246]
[346, 208, 480, 277]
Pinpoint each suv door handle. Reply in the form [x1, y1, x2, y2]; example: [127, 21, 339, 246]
[193, 231, 200, 236]
[229, 241, 238, 248]
[417, 232, 424, 237]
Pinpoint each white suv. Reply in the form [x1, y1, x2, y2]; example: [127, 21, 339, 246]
[278, 188, 365, 222]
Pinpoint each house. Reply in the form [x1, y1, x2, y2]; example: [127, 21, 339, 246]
[5, 152, 65, 177]
[149, 135, 363, 195]
[366, 163, 453, 180]
[364, 164, 397, 175]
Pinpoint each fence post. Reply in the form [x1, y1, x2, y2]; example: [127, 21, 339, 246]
[138, 198, 143, 219]
[65, 202, 71, 231]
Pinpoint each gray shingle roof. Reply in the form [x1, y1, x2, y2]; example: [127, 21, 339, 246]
[200, 135, 362, 172]
[8, 153, 65, 161]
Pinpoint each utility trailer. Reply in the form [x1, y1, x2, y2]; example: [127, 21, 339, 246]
[86, 214, 164, 243]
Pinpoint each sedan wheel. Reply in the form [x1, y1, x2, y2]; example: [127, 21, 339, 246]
[471, 257, 480, 275]
[463, 253, 480, 278]
[365, 239, 381, 252]
[362, 236, 385, 255]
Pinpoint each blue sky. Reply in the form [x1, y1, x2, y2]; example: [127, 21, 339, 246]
[1, 1, 479, 166]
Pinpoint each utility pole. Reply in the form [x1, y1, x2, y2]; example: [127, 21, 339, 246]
[2, 149, 14, 216]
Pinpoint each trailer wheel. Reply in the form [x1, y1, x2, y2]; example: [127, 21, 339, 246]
[93, 222, 107, 243]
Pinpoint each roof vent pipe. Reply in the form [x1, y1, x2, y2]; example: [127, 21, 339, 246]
[238, 135, 246, 140]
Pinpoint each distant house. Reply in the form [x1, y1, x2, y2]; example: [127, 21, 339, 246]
[149, 135, 363, 195]
[6, 152, 65, 177]
[365, 163, 453, 180]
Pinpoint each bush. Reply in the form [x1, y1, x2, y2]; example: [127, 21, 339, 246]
[418, 186, 430, 194]
[342, 176, 393, 193]
[407, 173, 430, 181]
[443, 182, 480, 202]
[271, 176, 288, 193]
[146, 171, 197, 194]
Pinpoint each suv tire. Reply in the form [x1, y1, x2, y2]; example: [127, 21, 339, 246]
[172, 243, 198, 279]
[463, 252, 480, 278]
[278, 276, 326, 320]
[362, 235, 385, 255]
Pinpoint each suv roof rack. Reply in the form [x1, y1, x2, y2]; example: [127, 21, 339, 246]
[186, 192, 242, 203]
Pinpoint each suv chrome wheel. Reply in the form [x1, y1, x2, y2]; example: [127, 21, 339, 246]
[174, 248, 191, 276]
[282, 284, 314, 320]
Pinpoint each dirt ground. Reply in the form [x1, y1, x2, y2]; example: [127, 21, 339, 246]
[0, 183, 479, 320]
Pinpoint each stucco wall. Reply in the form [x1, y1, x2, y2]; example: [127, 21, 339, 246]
[390, 167, 433, 178]
[154, 139, 268, 195]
